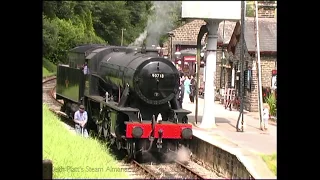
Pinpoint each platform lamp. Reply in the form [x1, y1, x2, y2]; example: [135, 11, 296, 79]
[174, 51, 181, 69]
[200, 52, 205, 58]
[200, 51, 205, 82]
[175, 51, 181, 59]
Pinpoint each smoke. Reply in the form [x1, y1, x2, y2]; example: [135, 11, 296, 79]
[129, 1, 180, 47]
[130, 30, 147, 47]
[164, 145, 192, 163]
[176, 145, 192, 163]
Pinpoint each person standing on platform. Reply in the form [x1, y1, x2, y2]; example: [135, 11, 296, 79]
[178, 74, 185, 108]
[189, 75, 196, 103]
[184, 75, 191, 103]
[262, 103, 270, 131]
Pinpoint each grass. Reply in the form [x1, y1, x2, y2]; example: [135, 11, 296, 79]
[43, 58, 57, 73]
[43, 67, 55, 78]
[43, 58, 57, 78]
[260, 153, 277, 176]
[43, 104, 128, 178]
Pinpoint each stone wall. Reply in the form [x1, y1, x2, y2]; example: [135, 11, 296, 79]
[231, 42, 277, 112]
[215, 50, 222, 88]
[188, 134, 276, 179]
[189, 136, 254, 179]
[260, 56, 277, 87]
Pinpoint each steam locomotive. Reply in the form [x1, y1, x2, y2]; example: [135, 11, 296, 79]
[56, 44, 192, 160]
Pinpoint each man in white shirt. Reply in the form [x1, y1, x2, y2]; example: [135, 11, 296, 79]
[74, 105, 89, 138]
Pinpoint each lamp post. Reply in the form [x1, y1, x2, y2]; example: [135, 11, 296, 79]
[174, 51, 181, 68]
[168, 32, 175, 60]
[200, 52, 205, 82]
[121, 28, 126, 46]
[175, 51, 181, 60]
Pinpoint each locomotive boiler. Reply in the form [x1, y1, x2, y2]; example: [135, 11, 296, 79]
[56, 44, 193, 160]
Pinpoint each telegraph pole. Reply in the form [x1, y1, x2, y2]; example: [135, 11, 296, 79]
[254, 1, 264, 130]
[168, 32, 175, 60]
[236, 1, 245, 132]
[121, 28, 126, 46]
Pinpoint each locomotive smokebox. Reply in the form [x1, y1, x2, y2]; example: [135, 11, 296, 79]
[134, 57, 179, 105]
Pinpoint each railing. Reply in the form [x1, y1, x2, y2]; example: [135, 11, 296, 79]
[43, 159, 53, 180]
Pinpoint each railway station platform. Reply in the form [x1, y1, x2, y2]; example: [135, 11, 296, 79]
[182, 97, 277, 178]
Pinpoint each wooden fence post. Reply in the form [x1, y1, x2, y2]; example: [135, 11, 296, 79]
[43, 159, 53, 180]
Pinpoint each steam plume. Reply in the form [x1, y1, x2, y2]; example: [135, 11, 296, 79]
[129, 1, 180, 47]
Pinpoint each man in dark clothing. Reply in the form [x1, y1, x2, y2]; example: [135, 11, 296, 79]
[176, 67, 185, 108]
[179, 80, 185, 108]
[177, 70, 185, 108]
[189, 75, 196, 103]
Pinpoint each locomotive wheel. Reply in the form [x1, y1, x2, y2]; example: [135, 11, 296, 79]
[96, 114, 104, 137]
[116, 140, 122, 150]
[103, 120, 111, 139]
[97, 110, 111, 139]
[127, 141, 136, 160]
[97, 123, 103, 137]
[60, 103, 66, 112]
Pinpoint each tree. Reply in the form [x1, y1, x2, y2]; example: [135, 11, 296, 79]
[246, 1, 255, 17]
[42, 1, 170, 63]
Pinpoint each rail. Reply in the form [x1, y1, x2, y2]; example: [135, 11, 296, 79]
[130, 159, 207, 179]
[174, 160, 205, 179]
[131, 161, 158, 179]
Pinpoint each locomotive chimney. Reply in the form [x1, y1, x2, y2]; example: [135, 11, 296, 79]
[142, 47, 159, 56]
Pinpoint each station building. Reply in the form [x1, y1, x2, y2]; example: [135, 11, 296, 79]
[163, 2, 277, 112]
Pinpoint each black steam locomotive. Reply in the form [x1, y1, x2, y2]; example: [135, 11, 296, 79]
[56, 44, 192, 159]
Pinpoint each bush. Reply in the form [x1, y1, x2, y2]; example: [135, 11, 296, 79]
[43, 67, 55, 78]
[43, 58, 57, 73]
[43, 16, 106, 64]
[265, 92, 277, 116]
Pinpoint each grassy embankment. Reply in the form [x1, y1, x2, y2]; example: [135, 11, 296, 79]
[260, 153, 277, 176]
[43, 58, 57, 78]
[43, 104, 128, 178]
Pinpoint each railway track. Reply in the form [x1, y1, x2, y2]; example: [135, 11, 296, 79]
[43, 76, 63, 110]
[130, 158, 223, 179]
[42, 76, 223, 179]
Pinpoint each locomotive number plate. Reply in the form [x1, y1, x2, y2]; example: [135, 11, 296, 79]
[151, 73, 164, 78]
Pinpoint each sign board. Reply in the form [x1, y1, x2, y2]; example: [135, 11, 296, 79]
[183, 56, 196, 62]
[182, 1, 241, 21]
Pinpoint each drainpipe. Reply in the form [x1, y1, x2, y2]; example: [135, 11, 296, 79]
[199, 20, 222, 129]
[195, 25, 208, 124]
